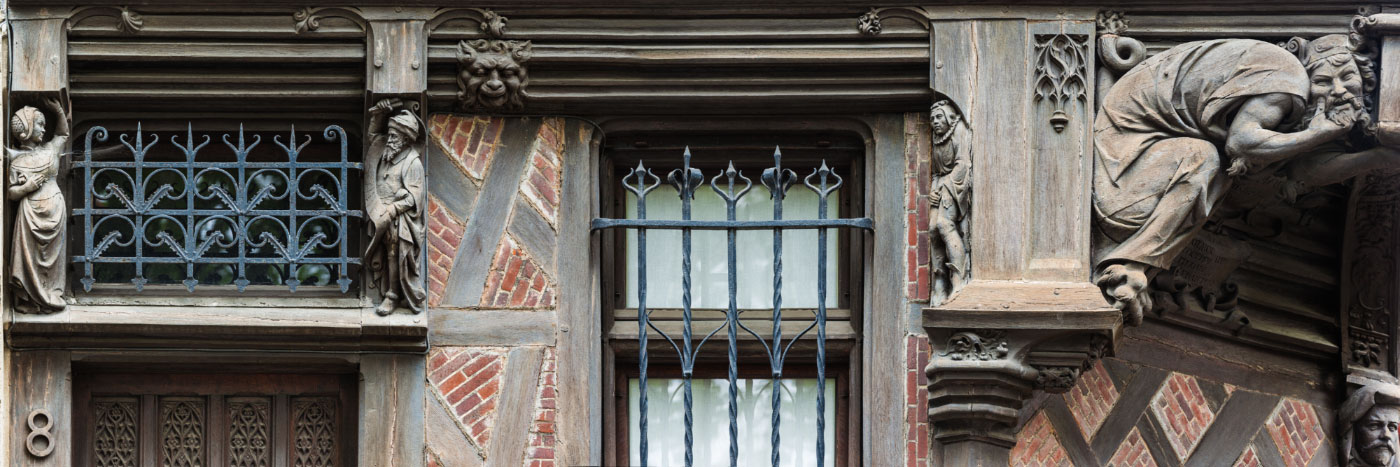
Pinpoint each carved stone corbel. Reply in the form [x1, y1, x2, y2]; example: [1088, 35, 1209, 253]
[925, 283, 1120, 462]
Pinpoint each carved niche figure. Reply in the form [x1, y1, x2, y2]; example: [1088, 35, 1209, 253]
[1093, 34, 1399, 325]
[365, 99, 427, 315]
[456, 39, 532, 112]
[1342, 382, 1400, 466]
[8, 98, 70, 314]
[928, 99, 972, 299]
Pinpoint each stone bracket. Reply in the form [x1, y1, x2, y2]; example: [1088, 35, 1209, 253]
[924, 280, 1120, 449]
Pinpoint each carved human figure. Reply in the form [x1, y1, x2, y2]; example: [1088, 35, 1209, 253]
[928, 99, 972, 298]
[365, 99, 426, 315]
[456, 39, 532, 111]
[1342, 382, 1400, 466]
[1093, 34, 1398, 324]
[7, 98, 70, 314]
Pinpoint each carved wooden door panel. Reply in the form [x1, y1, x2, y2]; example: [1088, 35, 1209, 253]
[72, 372, 357, 467]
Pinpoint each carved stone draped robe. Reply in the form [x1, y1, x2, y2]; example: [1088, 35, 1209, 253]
[1093, 39, 1309, 268]
[365, 140, 427, 312]
[8, 142, 67, 312]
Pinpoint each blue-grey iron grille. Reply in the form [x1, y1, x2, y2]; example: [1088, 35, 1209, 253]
[592, 148, 873, 467]
[73, 124, 362, 292]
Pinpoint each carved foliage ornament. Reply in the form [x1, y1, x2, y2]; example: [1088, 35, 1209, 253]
[1033, 33, 1089, 132]
[1034, 366, 1081, 393]
[940, 330, 1008, 361]
[457, 39, 532, 112]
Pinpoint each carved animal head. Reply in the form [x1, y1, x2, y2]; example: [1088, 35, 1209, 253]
[456, 39, 532, 111]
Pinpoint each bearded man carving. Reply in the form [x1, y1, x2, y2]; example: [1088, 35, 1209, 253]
[1093, 34, 1399, 324]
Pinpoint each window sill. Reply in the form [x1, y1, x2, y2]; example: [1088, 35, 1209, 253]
[8, 302, 426, 353]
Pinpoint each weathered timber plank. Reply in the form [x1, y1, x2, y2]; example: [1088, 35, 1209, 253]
[866, 114, 906, 467]
[430, 309, 557, 346]
[425, 42, 930, 66]
[431, 17, 929, 41]
[968, 20, 1029, 280]
[1044, 397, 1099, 466]
[68, 41, 364, 62]
[555, 118, 601, 465]
[369, 20, 427, 95]
[1025, 20, 1093, 281]
[509, 197, 559, 272]
[442, 119, 542, 307]
[10, 19, 66, 93]
[1184, 390, 1279, 467]
[427, 389, 486, 466]
[487, 347, 545, 466]
[427, 138, 480, 223]
[1090, 367, 1169, 460]
[358, 355, 426, 467]
[10, 351, 70, 467]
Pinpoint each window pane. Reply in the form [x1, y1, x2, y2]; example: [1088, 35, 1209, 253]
[624, 186, 840, 309]
[628, 378, 836, 466]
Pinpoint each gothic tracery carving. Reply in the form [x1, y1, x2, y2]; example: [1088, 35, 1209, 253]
[94, 399, 138, 467]
[1033, 33, 1089, 132]
[228, 399, 271, 467]
[292, 398, 337, 467]
[160, 399, 205, 467]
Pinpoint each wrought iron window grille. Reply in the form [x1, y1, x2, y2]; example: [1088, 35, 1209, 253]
[73, 124, 363, 293]
[593, 148, 873, 467]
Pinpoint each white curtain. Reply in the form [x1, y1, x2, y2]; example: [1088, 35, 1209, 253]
[628, 378, 836, 466]
[624, 186, 840, 309]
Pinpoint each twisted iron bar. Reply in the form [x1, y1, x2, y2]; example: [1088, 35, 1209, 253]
[599, 148, 868, 466]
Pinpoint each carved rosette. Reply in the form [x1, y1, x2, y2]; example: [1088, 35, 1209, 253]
[1033, 33, 1089, 132]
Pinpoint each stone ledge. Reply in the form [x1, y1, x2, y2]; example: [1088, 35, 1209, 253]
[8, 304, 427, 352]
[924, 280, 1120, 330]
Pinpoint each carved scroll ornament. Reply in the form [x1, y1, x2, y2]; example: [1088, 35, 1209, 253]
[1341, 382, 1400, 466]
[365, 98, 427, 315]
[8, 98, 70, 314]
[1092, 29, 1397, 326]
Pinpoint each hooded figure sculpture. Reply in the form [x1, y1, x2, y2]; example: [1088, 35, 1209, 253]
[7, 98, 70, 314]
[1092, 33, 1399, 324]
[1342, 382, 1400, 466]
[365, 99, 427, 315]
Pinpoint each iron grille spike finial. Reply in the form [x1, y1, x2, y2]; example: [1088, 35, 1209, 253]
[594, 147, 870, 467]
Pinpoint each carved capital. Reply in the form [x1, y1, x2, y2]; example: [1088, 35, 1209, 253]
[925, 281, 1120, 446]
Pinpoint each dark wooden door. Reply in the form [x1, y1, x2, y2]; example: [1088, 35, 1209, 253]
[72, 372, 358, 467]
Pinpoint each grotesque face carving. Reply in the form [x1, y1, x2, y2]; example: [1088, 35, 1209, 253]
[1358, 406, 1400, 466]
[457, 39, 532, 111]
[1290, 34, 1375, 131]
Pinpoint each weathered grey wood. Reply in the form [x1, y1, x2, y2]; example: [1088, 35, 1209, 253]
[968, 20, 1028, 280]
[10, 19, 66, 93]
[427, 140, 479, 222]
[1090, 366, 1169, 460]
[70, 14, 364, 38]
[487, 347, 544, 466]
[10, 351, 70, 467]
[368, 19, 428, 95]
[358, 354, 426, 467]
[427, 389, 485, 467]
[1043, 397, 1098, 466]
[1184, 389, 1280, 467]
[866, 114, 906, 467]
[430, 309, 557, 346]
[1026, 20, 1093, 281]
[441, 119, 541, 307]
[68, 41, 364, 62]
[555, 119, 601, 465]
[508, 197, 559, 271]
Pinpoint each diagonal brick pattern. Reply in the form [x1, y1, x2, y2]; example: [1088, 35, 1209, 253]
[1149, 372, 1217, 462]
[429, 347, 507, 450]
[1106, 427, 1156, 467]
[1011, 412, 1073, 467]
[519, 117, 565, 228]
[429, 114, 505, 182]
[1233, 445, 1262, 467]
[427, 195, 467, 307]
[526, 347, 558, 467]
[1265, 398, 1326, 467]
[480, 234, 556, 308]
[1065, 360, 1118, 440]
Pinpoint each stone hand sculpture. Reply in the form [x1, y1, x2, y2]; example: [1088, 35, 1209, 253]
[365, 98, 427, 315]
[1342, 382, 1400, 466]
[1093, 34, 1399, 325]
[929, 99, 972, 300]
[7, 97, 70, 314]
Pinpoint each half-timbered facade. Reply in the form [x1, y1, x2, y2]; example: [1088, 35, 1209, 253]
[4, 1, 1400, 466]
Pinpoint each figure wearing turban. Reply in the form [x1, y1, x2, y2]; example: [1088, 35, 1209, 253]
[365, 98, 426, 315]
[1342, 382, 1400, 466]
[7, 98, 69, 313]
[1093, 34, 1399, 324]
